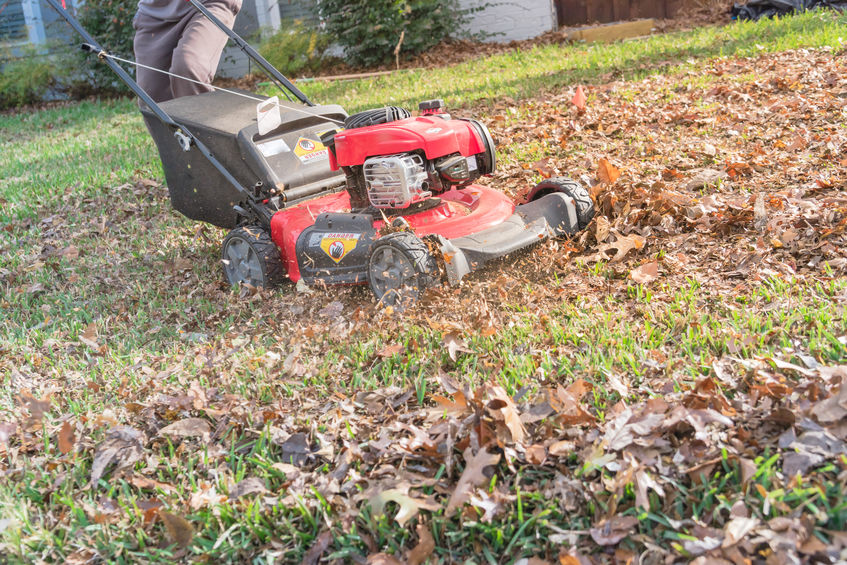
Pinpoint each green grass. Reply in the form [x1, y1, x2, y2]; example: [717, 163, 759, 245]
[296, 9, 847, 113]
[1, 9, 847, 563]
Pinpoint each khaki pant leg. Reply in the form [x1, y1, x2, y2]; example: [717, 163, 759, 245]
[170, 0, 242, 99]
[133, 12, 185, 103]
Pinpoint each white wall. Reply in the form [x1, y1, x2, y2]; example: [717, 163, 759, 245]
[460, 0, 557, 43]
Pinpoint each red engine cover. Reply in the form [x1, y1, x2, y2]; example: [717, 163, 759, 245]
[330, 116, 486, 169]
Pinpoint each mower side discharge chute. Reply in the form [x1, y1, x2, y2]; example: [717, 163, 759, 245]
[438, 192, 579, 285]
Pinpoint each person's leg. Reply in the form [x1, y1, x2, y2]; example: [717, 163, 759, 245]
[133, 12, 186, 103]
[169, 0, 242, 99]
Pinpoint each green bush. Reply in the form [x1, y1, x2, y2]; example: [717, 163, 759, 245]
[316, 0, 485, 67]
[0, 45, 68, 110]
[72, 0, 137, 95]
[258, 19, 333, 77]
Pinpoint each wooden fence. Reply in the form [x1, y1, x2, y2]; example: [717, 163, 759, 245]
[555, 0, 701, 26]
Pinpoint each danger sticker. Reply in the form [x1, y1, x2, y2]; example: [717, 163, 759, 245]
[320, 233, 361, 263]
[294, 137, 329, 164]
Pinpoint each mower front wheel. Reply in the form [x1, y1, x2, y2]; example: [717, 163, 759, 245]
[221, 226, 283, 289]
[531, 177, 595, 230]
[368, 232, 438, 307]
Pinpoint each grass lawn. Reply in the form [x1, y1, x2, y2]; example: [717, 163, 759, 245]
[1, 10, 847, 564]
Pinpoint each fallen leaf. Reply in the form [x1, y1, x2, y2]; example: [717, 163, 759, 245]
[597, 158, 620, 185]
[594, 215, 610, 243]
[685, 168, 727, 191]
[0, 422, 17, 444]
[275, 432, 315, 467]
[592, 232, 646, 263]
[572, 85, 586, 112]
[606, 373, 629, 398]
[79, 322, 100, 350]
[486, 384, 526, 443]
[90, 426, 145, 485]
[58, 421, 75, 455]
[548, 440, 575, 456]
[301, 530, 332, 565]
[370, 489, 440, 525]
[443, 332, 472, 362]
[550, 384, 595, 426]
[590, 515, 638, 545]
[811, 385, 847, 423]
[138, 498, 164, 524]
[158, 418, 211, 440]
[630, 261, 658, 284]
[377, 343, 404, 358]
[228, 477, 268, 500]
[130, 475, 178, 494]
[407, 523, 435, 565]
[60, 245, 80, 259]
[722, 517, 759, 548]
[367, 554, 403, 565]
[526, 444, 547, 465]
[446, 447, 501, 517]
[159, 510, 194, 549]
[469, 490, 504, 522]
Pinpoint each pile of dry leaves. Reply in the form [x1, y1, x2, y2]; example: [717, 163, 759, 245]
[4, 355, 847, 562]
[1, 44, 846, 564]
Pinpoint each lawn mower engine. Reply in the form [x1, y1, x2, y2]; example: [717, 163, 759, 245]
[326, 101, 495, 211]
[285, 100, 504, 294]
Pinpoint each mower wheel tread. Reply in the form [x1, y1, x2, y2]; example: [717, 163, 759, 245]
[532, 177, 595, 230]
[368, 232, 439, 306]
[221, 226, 284, 289]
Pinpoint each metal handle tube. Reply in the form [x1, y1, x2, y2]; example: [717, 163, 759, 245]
[44, 0, 179, 130]
[44, 0, 272, 229]
[185, 0, 314, 107]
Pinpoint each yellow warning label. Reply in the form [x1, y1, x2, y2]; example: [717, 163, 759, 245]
[320, 233, 361, 263]
[294, 137, 329, 164]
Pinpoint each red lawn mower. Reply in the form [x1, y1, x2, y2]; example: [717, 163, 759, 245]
[49, 0, 594, 305]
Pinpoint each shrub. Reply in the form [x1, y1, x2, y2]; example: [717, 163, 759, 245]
[72, 0, 137, 95]
[316, 0, 484, 67]
[258, 19, 333, 77]
[0, 45, 68, 110]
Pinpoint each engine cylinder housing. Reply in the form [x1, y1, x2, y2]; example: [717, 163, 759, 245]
[363, 153, 430, 209]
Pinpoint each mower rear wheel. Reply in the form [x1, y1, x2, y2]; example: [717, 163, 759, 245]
[221, 226, 283, 289]
[531, 177, 595, 230]
[368, 232, 438, 307]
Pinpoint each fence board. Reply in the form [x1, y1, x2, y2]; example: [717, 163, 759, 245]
[557, 0, 696, 26]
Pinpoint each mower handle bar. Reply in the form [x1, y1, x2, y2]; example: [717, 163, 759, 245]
[43, 0, 274, 229]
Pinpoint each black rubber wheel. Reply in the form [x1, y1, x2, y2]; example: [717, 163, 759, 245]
[221, 226, 284, 289]
[368, 232, 438, 307]
[531, 177, 595, 230]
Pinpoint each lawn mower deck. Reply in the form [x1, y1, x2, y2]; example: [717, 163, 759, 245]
[49, 0, 594, 305]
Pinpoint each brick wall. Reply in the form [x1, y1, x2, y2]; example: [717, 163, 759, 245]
[461, 0, 557, 42]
